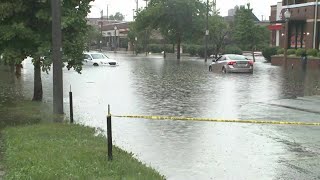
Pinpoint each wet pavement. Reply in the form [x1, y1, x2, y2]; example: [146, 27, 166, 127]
[9, 53, 320, 179]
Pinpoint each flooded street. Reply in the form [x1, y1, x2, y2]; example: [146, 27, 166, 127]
[12, 53, 320, 179]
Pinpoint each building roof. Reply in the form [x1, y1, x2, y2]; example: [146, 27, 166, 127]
[101, 22, 129, 31]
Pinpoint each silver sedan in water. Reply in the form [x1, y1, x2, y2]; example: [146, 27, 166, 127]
[209, 54, 254, 73]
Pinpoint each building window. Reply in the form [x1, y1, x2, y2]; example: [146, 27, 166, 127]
[283, 0, 307, 5]
[289, 22, 306, 49]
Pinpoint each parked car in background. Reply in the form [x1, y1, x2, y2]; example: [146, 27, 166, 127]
[209, 54, 254, 73]
[83, 52, 118, 66]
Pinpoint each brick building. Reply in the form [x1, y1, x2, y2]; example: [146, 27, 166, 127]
[269, 0, 320, 49]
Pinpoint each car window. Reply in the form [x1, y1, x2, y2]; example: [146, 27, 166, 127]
[91, 53, 105, 59]
[84, 54, 91, 60]
[216, 56, 223, 61]
[217, 56, 226, 61]
[226, 55, 246, 60]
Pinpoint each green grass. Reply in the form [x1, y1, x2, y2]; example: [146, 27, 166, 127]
[0, 101, 44, 129]
[0, 100, 164, 179]
[3, 123, 164, 180]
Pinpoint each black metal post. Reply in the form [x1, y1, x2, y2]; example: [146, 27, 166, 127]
[69, 86, 73, 123]
[107, 104, 112, 161]
[52, 0, 64, 115]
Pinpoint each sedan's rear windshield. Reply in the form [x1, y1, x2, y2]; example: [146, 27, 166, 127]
[91, 54, 107, 59]
[226, 55, 246, 60]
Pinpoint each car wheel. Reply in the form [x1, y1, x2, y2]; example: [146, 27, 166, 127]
[222, 67, 227, 73]
[93, 63, 99, 66]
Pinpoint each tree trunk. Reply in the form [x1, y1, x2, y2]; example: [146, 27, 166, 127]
[252, 49, 256, 62]
[177, 34, 181, 60]
[172, 43, 175, 54]
[32, 59, 43, 101]
[15, 64, 22, 77]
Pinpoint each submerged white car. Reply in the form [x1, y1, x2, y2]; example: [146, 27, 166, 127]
[83, 52, 118, 66]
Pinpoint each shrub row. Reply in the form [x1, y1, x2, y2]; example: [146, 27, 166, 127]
[277, 48, 319, 57]
[262, 46, 320, 62]
[184, 44, 243, 57]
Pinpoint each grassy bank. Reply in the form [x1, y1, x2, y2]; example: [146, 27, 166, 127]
[0, 101, 164, 180]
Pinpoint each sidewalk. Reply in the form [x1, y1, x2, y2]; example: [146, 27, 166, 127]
[267, 96, 320, 114]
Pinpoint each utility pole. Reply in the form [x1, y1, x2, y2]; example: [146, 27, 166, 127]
[136, 0, 139, 12]
[107, 5, 109, 21]
[143, 0, 149, 56]
[205, 0, 209, 62]
[100, 10, 103, 51]
[51, 0, 64, 115]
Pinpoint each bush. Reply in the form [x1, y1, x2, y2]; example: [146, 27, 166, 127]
[317, 52, 320, 58]
[287, 49, 296, 55]
[307, 49, 318, 57]
[197, 46, 215, 58]
[277, 48, 284, 55]
[163, 44, 174, 53]
[136, 44, 174, 54]
[262, 47, 279, 62]
[223, 45, 242, 55]
[184, 44, 201, 56]
[147, 44, 162, 53]
[295, 48, 306, 57]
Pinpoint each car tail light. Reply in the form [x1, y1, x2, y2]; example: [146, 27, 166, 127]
[227, 61, 236, 65]
[248, 60, 254, 65]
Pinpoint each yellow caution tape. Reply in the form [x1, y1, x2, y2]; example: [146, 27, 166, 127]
[112, 115, 320, 126]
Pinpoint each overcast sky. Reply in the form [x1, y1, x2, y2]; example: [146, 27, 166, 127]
[88, 0, 280, 21]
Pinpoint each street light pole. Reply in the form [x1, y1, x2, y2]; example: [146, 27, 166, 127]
[205, 0, 209, 62]
[52, 0, 63, 115]
[100, 10, 103, 52]
[114, 26, 117, 53]
[284, 9, 291, 68]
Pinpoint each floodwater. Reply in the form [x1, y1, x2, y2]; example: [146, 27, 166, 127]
[5, 53, 320, 179]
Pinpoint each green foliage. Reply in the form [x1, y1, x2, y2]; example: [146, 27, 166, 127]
[147, 44, 162, 53]
[134, 0, 207, 58]
[277, 48, 284, 55]
[197, 46, 215, 58]
[184, 45, 201, 56]
[86, 25, 102, 47]
[233, 4, 268, 51]
[3, 123, 164, 179]
[0, 0, 91, 73]
[295, 48, 306, 57]
[287, 49, 296, 55]
[109, 12, 125, 21]
[208, 15, 229, 56]
[262, 47, 279, 62]
[317, 52, 320, 58]
[223, 45, 243, 55]
[306, 49, 318, 57]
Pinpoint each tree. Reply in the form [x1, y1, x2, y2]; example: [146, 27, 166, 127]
[0, 0, 92, 101]
[109, 12, 125, 21]
[208, 15, 229, 57]
[86, 25, 102, 49]
[134, 0, 207, 59]
[233, 3, 266, 61]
